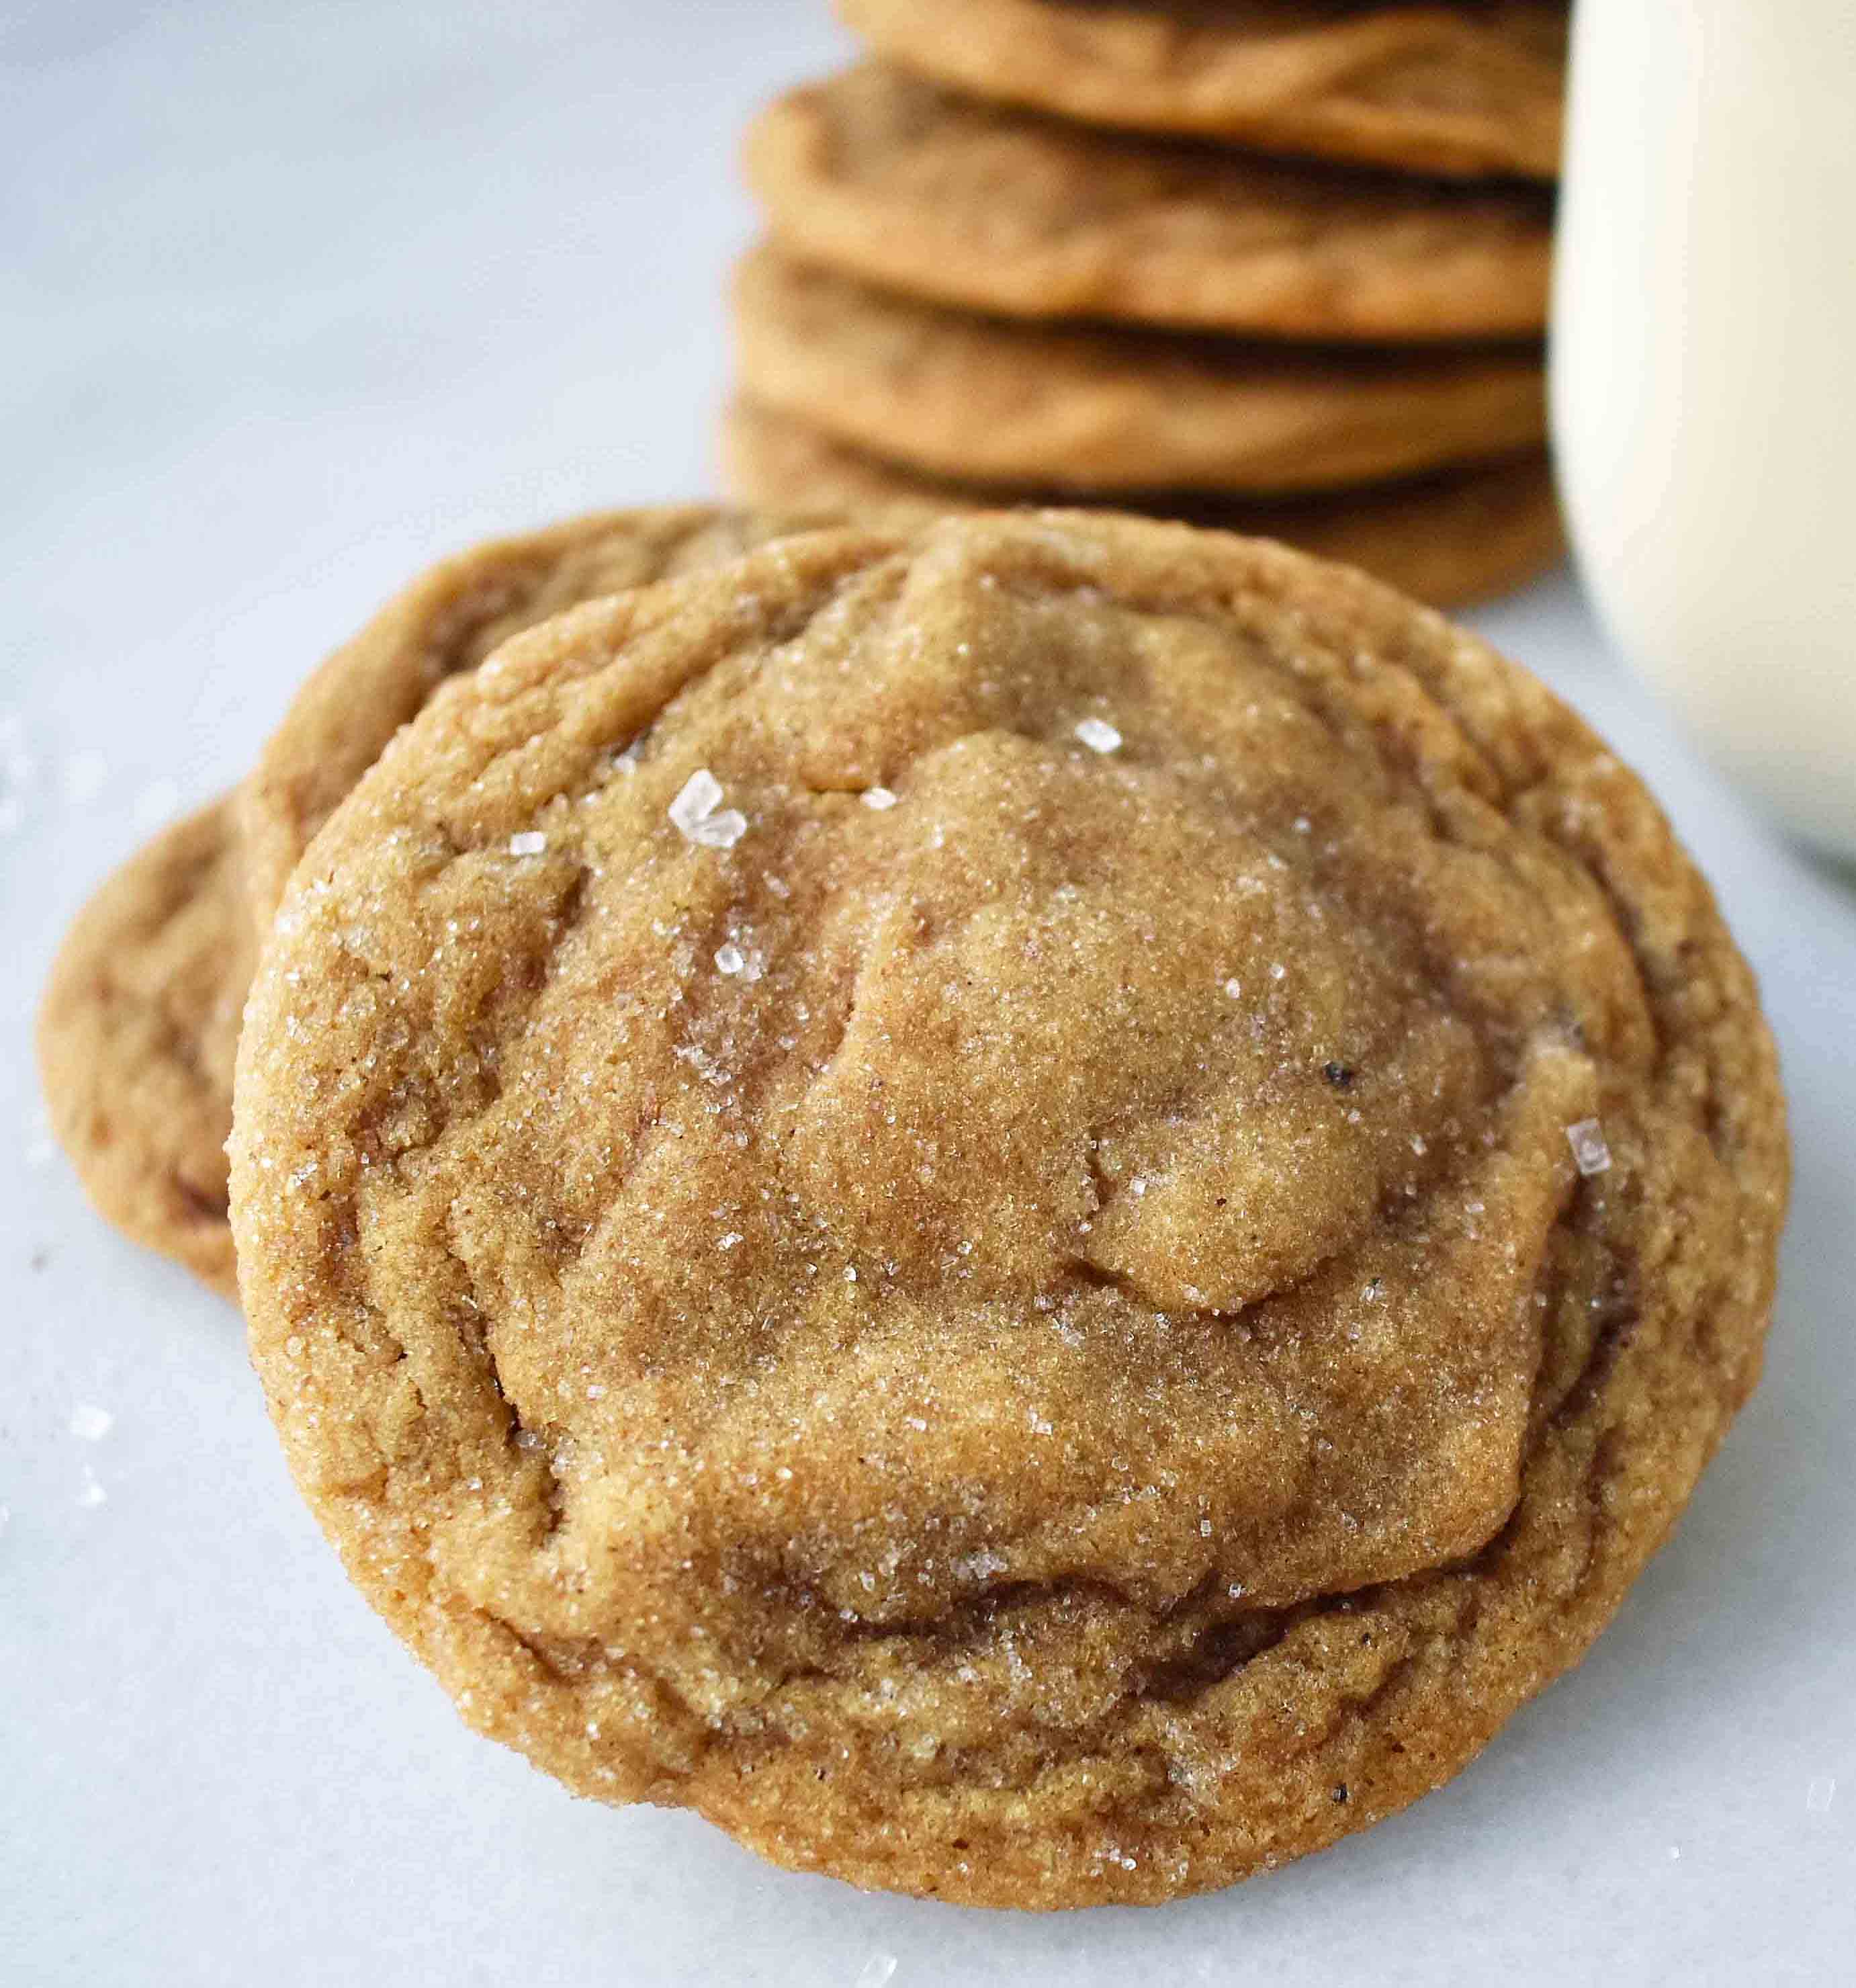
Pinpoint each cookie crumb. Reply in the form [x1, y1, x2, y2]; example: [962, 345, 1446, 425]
[69, 1403, 113, 1442]
[1075, 716, 1122, 754]
[1565, 1118, 1612, 1176]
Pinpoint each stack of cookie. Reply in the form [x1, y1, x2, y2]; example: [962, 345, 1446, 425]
[724, 0, 1569, 608]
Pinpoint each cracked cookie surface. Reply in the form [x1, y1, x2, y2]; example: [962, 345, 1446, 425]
[239, 503, 840, 931]
[747, 64, 1555, 341]
[230, 513, 1785, 1905]
[838, 0, 1567, 181]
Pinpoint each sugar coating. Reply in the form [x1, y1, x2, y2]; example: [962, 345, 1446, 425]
[672, 769, 749, 849]
[230, 513, 1786, 1909]
[1565, 1117, 1612, 1177]
[1075, 716, 1122, 754]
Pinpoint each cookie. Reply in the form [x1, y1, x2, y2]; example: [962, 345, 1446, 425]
[230, 512, 1785, 1906]
[838, 0, 1566, 181]
[746, 65, 1555, 341]
[40, 507, 836, 1295]
[734, 245, 1546, 494]
[38, 799, 251, 1298]
[721, 396, 1564, 609]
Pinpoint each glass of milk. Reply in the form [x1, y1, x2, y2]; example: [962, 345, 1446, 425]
[1552, 1, 1856, 865]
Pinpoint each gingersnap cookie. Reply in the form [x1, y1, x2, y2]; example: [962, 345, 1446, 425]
[39, 507, 836, 1297]
[38, 799, 251, 1298]
[838, 0, 1566, 181]
[734, 246, 1546, 494]
[721, 396, 1564, 608]
[746, 65, 1555, 341]
[230, 512, 1785, 1907]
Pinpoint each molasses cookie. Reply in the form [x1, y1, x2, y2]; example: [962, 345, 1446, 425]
[838, 0, 1567, 181]
[733, 246, 1546, 493]
[230, 512, 1785, 1905]
[38, 799, 251, 1297]
[746, 65, 1555, 341]
[721, 396, 1564, 608]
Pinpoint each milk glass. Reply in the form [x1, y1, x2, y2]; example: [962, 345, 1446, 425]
[1552, 0, 1856, 863]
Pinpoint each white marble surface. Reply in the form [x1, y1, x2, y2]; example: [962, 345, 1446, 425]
[4, 4, 1853, 1982]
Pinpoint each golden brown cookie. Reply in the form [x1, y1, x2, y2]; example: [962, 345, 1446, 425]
[721, 396, 1564, 608]
[746, 65, 1555, 341]
[40, 507, 838, 1295]
[230, 513, 1785, 1907]
[734, 245, 1546, 494]
[838, 0, 1566, 181]
[38, 799, 251, 1298]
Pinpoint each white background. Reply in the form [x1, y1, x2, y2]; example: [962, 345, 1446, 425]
[4, 3, 1852, 1982]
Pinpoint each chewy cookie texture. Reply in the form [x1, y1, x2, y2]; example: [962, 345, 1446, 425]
[230, 512, 1784, 1907]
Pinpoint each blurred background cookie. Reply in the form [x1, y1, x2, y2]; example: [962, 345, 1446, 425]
[725, 396, 1562, 608]
[746, 64, 1555, 341]
[725, 3, 1566, 604]
[836, 0, 1567, 179]
[732, 245, 1546, 492]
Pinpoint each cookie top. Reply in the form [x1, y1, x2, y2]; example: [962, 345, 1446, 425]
[733, 245, 1546, 494]
[238, 503, 838, 930]
[38, 799, 251, 1297]
[838, 0, 1566, 181]
[746, 65, 1555, 341]
[721, 396, 1564, 609]
[231, 512, 1784, 1905]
